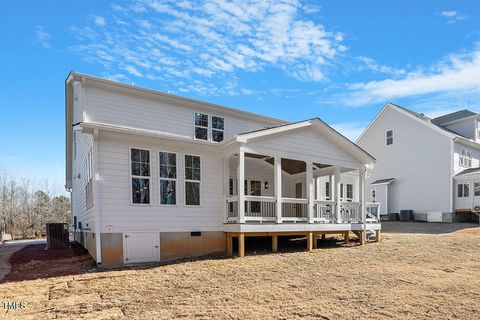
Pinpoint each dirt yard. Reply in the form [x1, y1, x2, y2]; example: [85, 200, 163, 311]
[1, 222, 480, 319]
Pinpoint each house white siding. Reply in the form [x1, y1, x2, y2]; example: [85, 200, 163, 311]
[84, 81, 281, 140]
[444, 118, 476, 141]
[453, 142, 480, 174]
[358, 106, 453, 214]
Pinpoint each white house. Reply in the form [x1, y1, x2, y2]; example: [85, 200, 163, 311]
[357, 103, 480, 222]
[65, 72, 381, 266]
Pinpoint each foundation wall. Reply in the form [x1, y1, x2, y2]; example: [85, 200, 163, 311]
[84, 232, 97, 262]
[101, 233, 124, 267]
[160, 231, 226, 261]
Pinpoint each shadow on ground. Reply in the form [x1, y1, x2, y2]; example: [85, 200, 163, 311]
[381, 221, 480, 234]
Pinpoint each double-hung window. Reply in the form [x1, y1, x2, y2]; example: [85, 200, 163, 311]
[185, 155, 201, 206]
[159, 152, 177, 205]
[475, 182, 480, 197]
[212, 116, 224, 142]
[459, 149, 472, 167]
[194, 113, 208, 140]
[346, 184, 354, 201]
[386, 130, 394, 145]
[325, 181, 330, 199]
[131, 148, 150, 204]
[457, 183, 470, 198]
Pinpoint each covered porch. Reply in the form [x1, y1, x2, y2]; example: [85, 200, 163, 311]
[219, 118, 381, 256]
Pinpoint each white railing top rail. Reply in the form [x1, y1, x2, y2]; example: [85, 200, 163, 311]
[282, 197, 308, 204]
[314, 200, 336, 205]
[341, 201, 361, 206]
[226, 195, 238, 202]
[366, 202, 380, 207]
[244, 195, 276, 202]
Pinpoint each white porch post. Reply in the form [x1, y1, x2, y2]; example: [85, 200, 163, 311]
[360, 165, 367, 243]
[328, 175, 333, 200]
[307, 162, 314, 223]
[223, 156, 230, 223]
[238, 150, 245, 224]
[274, 156, 282, 223]
[334, 166, 342, 223]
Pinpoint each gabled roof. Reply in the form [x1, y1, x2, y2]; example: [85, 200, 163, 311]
[454, 167, 480, 178]
[357, 103, 480, 147]
[431, 110, 477, 126]
[223, 118, 376, 165]
[371, 178, 395, 185]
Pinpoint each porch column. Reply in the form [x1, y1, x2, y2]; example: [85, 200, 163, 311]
[334, 166, 342, 223]
[223, 156, 230, 223]
[274, 156, 282, 223]
[238, 150, 245, 224]
[307, 162, 314, 223]
[360, 166, 367, 244]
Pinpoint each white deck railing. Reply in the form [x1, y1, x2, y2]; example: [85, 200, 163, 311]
[226, 197, 380, 224]
[313, 200, 336, 223]
[281, 198, 308, 222]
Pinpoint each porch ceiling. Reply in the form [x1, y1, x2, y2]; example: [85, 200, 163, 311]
[245, 153, 332, 175]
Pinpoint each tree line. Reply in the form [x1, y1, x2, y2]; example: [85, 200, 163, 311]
[0, 172, 70, 239]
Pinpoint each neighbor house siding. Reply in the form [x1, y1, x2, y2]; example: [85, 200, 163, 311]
[358, 107, 452, 213]
[453, 142, 480, 175]
[444, 118, 476, 141]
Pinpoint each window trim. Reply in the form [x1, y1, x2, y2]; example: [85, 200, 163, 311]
[129, 147, 152, 206]
[457, 183, 470, 198]
[346, 183, 354, 201]
[459, 148, 472, 168]
[385, 129, 394, 146]
[475, 182, 480, 197]
[158, 150, 178, 206]
[211, 114, 225, 143]
[184, 153, 202, 207]
[194, 112, 209, 141]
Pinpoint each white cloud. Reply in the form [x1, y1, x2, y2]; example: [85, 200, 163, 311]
[70, 0, 345, 95]
[333, 45, 480, 107]
[440, 10, 466, 23]
[34, 26, 52, 48]
[356, 56, 406, 77]
[94, 16, 107, 27]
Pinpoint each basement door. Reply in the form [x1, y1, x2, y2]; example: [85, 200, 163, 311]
[124, 232, 160, 264]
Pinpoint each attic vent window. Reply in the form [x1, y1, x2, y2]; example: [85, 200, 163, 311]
[386, 130, 394, 146]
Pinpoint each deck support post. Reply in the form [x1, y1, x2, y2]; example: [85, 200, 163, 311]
[344, 231, 350, 244]
[274, 156, 282, 223]
[333, 166, 342, 223]
[359, 231, 365, 246]
[321, 234, 326, 240]
[307, 162, 314, 223]
[375, 230, 381, 242]
[226, 233, 233, 256]
[306, 232, 313, 252]
[313, 233, 318, 249]
[238, 233, 245, 257]
[238, 150, 245, 224]
[272, 235, 278, 252]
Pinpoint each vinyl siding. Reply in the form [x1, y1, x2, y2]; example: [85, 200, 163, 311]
[444, 118, 476, 140]
[358, 107, 453, 213]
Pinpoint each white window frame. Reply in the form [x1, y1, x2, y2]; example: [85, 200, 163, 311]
[385, 129, 394, 146]
[158, 150, 178, 206]
[459, 148, 472, 168]
[184, 154, 202, 207]
[475, 182, 480, 197]
[457, 183, 470, 198]
[346, 183, 354, 201]
[211, 115, 225, 143]
[194, 112, 209, 141]
[129, 147, 152, 206]
[371, 188, 376, 203]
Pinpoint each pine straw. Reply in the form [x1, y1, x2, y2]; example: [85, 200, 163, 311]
[1, 223, 480, 319]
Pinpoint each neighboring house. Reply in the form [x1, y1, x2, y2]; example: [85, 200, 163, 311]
[357, 102, 480, 222]
[65, 72, 380, 266]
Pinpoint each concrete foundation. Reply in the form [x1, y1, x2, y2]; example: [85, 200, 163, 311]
[160, 231, 226, 262]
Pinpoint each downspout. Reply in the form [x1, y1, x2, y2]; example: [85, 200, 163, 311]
[93, 128, 102, 265]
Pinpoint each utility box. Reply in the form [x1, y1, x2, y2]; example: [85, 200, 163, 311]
[46, 223, 69, 249]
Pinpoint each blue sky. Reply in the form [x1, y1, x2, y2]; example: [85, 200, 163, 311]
[1, 0, 480, 193]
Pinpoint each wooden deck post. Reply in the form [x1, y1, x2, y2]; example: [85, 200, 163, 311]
[321, 234, 326, 240]
[344, 231, 350, 244]
[272, 235, 278, 252]
[359, 231, 365, 246]
[375, 230, 381, 242]
[238, 233, 245, 257]
[313, 233, 318, 249]
[307, 232, 313, 252]
[226, 233, 233, 256]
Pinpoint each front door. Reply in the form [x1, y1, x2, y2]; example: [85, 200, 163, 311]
[124, 232, 160, 264]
